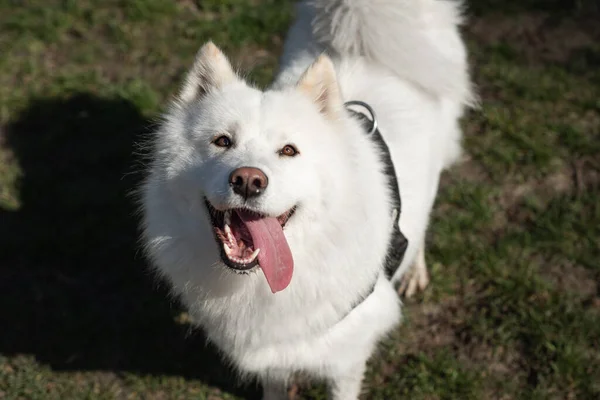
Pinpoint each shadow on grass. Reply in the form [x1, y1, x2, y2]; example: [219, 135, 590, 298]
[0, 93, 260, 399]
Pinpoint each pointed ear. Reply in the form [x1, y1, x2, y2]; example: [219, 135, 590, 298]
[296, 54, 343, 119]
[179, 41, 238, 103]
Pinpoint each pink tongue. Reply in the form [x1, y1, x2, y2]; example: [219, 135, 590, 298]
[236, 210, 294, 293]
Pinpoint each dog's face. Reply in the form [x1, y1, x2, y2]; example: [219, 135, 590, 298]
[146, 43, 349, 293]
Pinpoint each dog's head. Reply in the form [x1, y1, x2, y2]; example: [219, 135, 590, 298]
[142, 43, 389, 295]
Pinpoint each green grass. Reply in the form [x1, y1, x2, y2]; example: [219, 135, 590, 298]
[0, 1, 599, 399]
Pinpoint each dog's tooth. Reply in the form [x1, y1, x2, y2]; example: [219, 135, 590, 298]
[224, 211, 231, 226]
[223, 243, 232, 255]
[249, 248, 260, 261]
[224, 224, 236, 245]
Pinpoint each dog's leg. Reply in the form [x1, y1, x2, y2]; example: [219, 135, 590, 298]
[397, 238, 430, 298]
[328, 362, 366, 400]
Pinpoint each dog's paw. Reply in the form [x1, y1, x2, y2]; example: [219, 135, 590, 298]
[397, 264, 430, 298]
[397, 245, 430, 298]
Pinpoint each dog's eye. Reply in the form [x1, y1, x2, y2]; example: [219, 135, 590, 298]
[213, 135, 232, 148]
[279, 144, 299, 157]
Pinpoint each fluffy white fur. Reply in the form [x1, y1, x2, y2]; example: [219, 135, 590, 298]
[140, 1, 472, 399]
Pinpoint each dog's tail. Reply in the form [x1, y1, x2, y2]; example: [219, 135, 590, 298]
[310, 0, 474, 106]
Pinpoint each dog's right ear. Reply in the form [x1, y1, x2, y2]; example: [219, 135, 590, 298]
[178, 42, 238, 103]
[296, 54, 343, 119]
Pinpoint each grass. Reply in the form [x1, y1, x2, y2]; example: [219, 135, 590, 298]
[0, 0, 599, 399]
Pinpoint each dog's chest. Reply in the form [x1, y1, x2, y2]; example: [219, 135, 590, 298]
[192, 266, 375, 349]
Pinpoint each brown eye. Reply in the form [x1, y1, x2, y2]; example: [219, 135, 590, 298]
[213, 135, 232, 148]
[279, 144, 298, 157]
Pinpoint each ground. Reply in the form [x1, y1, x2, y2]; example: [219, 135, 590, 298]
[0, 1, 599, 399]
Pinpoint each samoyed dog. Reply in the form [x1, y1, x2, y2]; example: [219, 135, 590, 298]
[140, 0, 473, 398]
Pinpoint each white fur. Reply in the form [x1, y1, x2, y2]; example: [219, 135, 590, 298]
[140, 1, 472, 399]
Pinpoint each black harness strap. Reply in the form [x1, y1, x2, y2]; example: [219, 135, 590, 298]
[329, 102, 409, 324]
[345, 102, 409, 279]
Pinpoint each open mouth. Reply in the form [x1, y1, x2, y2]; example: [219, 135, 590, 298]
[204, 199, 296, 293]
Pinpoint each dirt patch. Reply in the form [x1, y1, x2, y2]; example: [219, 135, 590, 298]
[487, 162, 600, 231]
[499, 169, 572, 209]
[459, 340, 525, 388]
[543, 260, 597, 298]
[398, 300, 463, 354]
[385, 296, 528, 398]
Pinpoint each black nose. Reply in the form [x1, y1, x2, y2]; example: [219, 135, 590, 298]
[229, 167, 268, 199]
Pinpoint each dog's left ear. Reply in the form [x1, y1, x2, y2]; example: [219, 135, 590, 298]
[296, 54, 343, 119]
[179, 41, 239, 103]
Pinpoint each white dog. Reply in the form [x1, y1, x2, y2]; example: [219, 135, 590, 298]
[140, 0, 473, 398]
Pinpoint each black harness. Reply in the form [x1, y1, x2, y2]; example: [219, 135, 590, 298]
[345, 101, 409, 277]
[335, 101, 409, 318]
